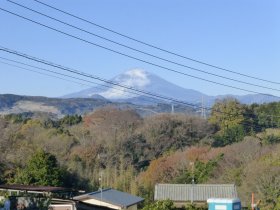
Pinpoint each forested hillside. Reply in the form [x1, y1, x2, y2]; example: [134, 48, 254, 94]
[0, 94, 197, 117]
[0, 99, 280, 209]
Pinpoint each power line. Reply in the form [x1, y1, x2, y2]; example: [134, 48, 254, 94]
[1, 59, 199, 115]
[0, 46, 209, 110]
[6, 0, 280, 93]
[0, 48, 270, 130]
[1, 7, 279, 130]
[0, 7, 278, 99]
[31, 0, 280, 86]
[0, 59, 91, 87]
[0, 56, 164, 104]
[0, 59, 162, 105]
[2, 58, 206, 118]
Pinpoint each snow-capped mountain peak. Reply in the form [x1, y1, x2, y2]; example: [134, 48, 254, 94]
[64, 68, 206, 103]
[63, 69, 280, 105]
[99, 69, 151, 99]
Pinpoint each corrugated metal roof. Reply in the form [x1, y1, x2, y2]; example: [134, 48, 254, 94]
[155, 184, 237, 202]
[74, 188, 144, 208]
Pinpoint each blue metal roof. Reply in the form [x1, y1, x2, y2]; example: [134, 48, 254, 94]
[77, 188, 144, 208]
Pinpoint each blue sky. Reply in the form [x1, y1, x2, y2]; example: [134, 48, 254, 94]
[0, 0, 279, 97]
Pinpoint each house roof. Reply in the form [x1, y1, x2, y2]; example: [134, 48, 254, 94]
[155, 184, 238, 202]
[74, 188, 144, 208]
[207, 198, 240, 203]
[0, 184, 71, 193]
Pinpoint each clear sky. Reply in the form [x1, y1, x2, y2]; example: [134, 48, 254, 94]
[0, 0, 279, 98]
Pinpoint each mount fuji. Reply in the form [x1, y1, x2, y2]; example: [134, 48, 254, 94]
[64, 69, 210, 105]
[63, 69, 279, 106]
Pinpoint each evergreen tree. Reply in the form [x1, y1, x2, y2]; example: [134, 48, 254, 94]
[14, 149, 63, 186]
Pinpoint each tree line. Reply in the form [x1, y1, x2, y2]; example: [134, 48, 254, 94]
[0, 99, 280, 209]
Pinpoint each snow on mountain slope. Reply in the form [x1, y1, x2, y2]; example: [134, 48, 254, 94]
[64, 69, 208, 104]
[100, 69, 151, 99]
[63, 69, 280, 106]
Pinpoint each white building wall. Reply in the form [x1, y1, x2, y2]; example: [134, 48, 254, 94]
[127, 204, 137, 210]
[82, 199, 138, 210]
[82, 199, 120, 209]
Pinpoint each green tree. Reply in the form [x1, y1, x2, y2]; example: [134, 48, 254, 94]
[185, 204, 207, 210]
[0, 163, 4, 184]
[209, 99, 247, 146]
[275, 197, 280, 210]
[212, 125, 245, 147]
[142, 200, 176, 210]
[59, 114, 82, 126]
[209, 99, 246, 131]
[13, 149, 64, 186]
[253, 102, 280, 129]
[174, 155, 222, 184]
[256, 169, 280, 209]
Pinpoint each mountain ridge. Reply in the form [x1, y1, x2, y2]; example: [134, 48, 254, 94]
[0, 93, 196, 117]
[64, 69, 280, 105]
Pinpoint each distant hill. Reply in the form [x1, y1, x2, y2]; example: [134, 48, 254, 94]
[64, 69, 280, 106]
[0, 94, 111, 117]
[1, 71, 279, 117]
[0, 94, 197, 117]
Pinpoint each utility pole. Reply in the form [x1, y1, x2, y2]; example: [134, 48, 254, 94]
[99, 171, 103, 202]
[251, 192, 254, 210]
[190, 161, 195, 204]
[201, 96, 206, 119]
[188, 122, 193, 143]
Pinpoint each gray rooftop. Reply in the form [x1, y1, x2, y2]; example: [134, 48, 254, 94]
[155, 184, 237, 202]
[74, 188, 144, 208]
[0, 184, 72, 193]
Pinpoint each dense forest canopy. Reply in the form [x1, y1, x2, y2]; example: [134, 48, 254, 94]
[0, 100, 280, 209]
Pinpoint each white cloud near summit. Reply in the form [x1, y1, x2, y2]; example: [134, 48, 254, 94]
[99, 69, 150, 99]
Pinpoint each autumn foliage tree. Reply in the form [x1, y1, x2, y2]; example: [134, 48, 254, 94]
[1, 101, 280, 207]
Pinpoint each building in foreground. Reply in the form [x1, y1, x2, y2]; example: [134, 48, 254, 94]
[0, 185, 142, 210]
[207, 198, 241, 210]
[74, 188, 144, 210]
[154, 184, 238, 207]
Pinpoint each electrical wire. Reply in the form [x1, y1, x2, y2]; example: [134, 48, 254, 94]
[0, 46, 210, 110]
[0, 48, 272, 129]
[1, 60, 185, 115]
[0, 47, 271, 131]
[0, 60, 166, 105]
[6, 0, 280, 93]
[31, 0, 280, 86]
[0, 60, 91, 87]
[0, 56, 165, 104]
[0, 7, 278, 99]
